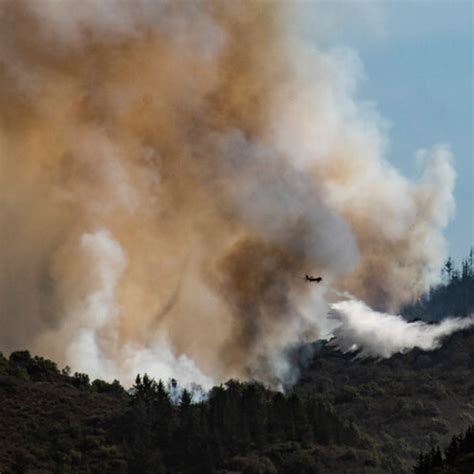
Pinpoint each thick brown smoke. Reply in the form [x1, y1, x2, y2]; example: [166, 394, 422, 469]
[0, 1, 455, 387]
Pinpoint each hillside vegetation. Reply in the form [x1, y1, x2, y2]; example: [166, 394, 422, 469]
[0, 325, 473, 473]
[1, 251, 473, 473]
[295, 327, 474, 472]
[402, 248, 474, 321]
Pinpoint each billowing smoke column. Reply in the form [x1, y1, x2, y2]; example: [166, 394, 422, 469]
[0, 0, 457, 388]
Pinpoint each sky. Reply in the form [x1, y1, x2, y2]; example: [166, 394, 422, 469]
[296, 0, 473, 265]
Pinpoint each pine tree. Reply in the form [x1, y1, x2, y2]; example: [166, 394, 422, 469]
[445, 434, 460, 465]
[289, 393, 313, 444]
[444, 257, 454, 280]
[180, 388, 192, 410]
[462, 258, 470, 280]
[432, 446, 442, 467]
[413, 451, 425, 474]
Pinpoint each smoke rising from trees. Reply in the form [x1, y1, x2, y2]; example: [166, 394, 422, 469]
[0, 0, 457, 387]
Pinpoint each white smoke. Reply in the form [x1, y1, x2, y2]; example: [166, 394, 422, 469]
[0, 1, 458, 388]
[36, 229, 213, 388]
[329, 298, 474, 358]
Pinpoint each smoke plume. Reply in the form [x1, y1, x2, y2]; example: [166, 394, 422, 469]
[0, 1, 456, 387]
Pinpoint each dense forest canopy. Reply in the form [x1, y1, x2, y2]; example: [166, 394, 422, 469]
[1, 324, 473, 473]
[414, 426, 474, 474]
[0, 250, 472, 473]
[403, 248, 474, 321]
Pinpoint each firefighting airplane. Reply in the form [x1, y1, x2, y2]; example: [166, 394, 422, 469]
[300, 274, 323, 283]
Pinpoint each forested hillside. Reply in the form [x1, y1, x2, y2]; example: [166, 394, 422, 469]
[0, 351, 371, 473]
[402, 248, 474, 321]
[296, 327, 474, 472]
[0, 327, 473, 473]
[415, 425, 474, 473]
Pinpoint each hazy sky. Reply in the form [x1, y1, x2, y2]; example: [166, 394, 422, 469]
[296, 0, 473, 265]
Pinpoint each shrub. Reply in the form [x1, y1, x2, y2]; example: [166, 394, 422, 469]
[9, 351, 59, 382]
[92, 378, 125, 396]
[71, 372, 90, 388]
[411, 401, 440, 417]
[334, 385, 359, 404]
